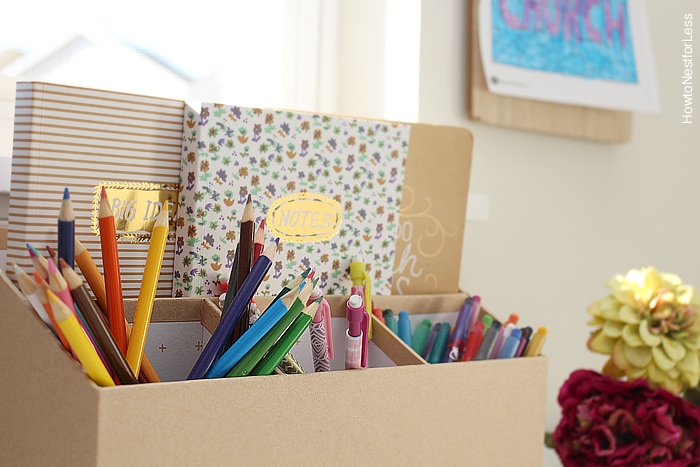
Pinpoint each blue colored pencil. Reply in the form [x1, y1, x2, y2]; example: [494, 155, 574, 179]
[58, 188, 75, 268]
[187, 240, 277, 380]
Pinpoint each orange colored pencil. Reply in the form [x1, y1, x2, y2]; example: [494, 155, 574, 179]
[98, 186, 127, 353]
[74, 238, 107, 312]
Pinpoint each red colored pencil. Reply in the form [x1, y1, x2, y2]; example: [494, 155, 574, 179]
[98, 186, 127, 353]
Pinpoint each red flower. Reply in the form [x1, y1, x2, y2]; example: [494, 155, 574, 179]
[553, 370, 700, 466]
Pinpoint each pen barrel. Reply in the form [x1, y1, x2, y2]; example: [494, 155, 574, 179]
[309, 321, 331, 372]
[345, 330, 363, 370]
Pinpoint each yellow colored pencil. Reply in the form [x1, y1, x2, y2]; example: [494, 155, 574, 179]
[47, 289, 115, 387]
[126, 201, 169, 376]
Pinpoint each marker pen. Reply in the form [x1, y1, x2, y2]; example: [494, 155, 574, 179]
[497, 328, 522, 359]
[345, 294, 364, 369]
[524, 327, 548, 357]
[490, 322, 516, 359]
[411, 319, 432, 356]
[462, 321, 485, 362]
[490, 314, 518, 359]
[422, 323, 442, 360]
[443, 297, 474, 363]
[466, 295, 482, 334]
[481, 314, 493, 333]
[515, 326, 533, 357]
[372, 307, 385, 324]
[428, 322, 451, 364]
[397, 311, 412, 347]
[383, 309, 397, 334]
[473, 321, 501, 361]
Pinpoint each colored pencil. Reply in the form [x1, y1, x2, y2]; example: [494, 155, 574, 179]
[98, 186, 127, 353]
[26, 243, 49, 279]
[47, 289, 115, 387]
[221, 246, 240, 317]
[34, 272, 71, 350]
[13, 263, 54, 329]
[231, 194, 255, 343]
[224, 290, 303, 378]
[253, 218, 265, 264]
[74, 238, 107, 313]
[61, 259, 138, 385]
[188, 240, 278, 380]
[252, 299, 321, 376]
[207, 286, 302, 378]
[46, 245, 57, 261]
[74, 238, 160, 382]
[126, 201, 169, 376]
[58, 187, 75, 268]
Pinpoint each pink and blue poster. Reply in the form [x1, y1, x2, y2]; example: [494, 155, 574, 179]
[479, 0, 659, 112]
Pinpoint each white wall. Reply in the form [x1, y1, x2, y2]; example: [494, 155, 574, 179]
[417, 0, 700, 441]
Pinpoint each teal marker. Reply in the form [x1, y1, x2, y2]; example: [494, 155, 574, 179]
[411, 319, 432, 355]
[383, 309, 398, 334]
[397, 311, 412, 346]
[428, 322, 451, 364]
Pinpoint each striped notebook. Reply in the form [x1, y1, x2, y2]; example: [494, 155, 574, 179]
[7, 82, 184, 298]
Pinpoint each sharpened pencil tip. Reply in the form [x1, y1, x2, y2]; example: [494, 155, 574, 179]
[101, 186, 107, 198]
[63, 187, 70, 200]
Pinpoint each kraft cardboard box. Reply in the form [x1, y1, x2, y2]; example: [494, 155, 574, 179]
[1, 83, 548, 465]
[0, 271, 547, 466]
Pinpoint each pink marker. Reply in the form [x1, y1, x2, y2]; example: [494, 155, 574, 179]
[345, 294, 364, 370]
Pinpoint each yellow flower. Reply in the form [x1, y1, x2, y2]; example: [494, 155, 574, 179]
[587, 267, 700, 394]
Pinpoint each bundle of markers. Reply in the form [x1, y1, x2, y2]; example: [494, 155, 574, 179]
[379, 296, 547, 363]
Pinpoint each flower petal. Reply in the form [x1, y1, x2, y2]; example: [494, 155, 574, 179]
[622, 323, 644, 347]
[618, 305, 641, 324]
[623, 343, 652, 368]
[611, 340, 630, 371]
[639, 319, 661, 347]
[661, 336, 686, 362]
[626, 365, 647, 379]
[646, 359, 666, 384]
[652, 345, 675, 371]
[682, 370, 700, 388]
[683, 333, 700, 350]
[603, 357, 626, 378]
[677, 348, 700, 373]
[602, 320, 624, 338]
[589, 329, 616, 355]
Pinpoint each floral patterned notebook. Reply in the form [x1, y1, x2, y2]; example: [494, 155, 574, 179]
[172, 103, 410, 298]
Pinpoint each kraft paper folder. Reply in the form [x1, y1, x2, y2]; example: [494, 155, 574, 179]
[1, 82, 548, 466]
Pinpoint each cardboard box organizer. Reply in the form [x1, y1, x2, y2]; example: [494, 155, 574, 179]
[0, 83, 548, 466]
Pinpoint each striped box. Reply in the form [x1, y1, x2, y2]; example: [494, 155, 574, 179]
[7, 82, 185, 297]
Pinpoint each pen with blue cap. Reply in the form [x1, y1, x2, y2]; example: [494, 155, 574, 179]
[397, 311, 412, 347]
[497, 327, 522, 359]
